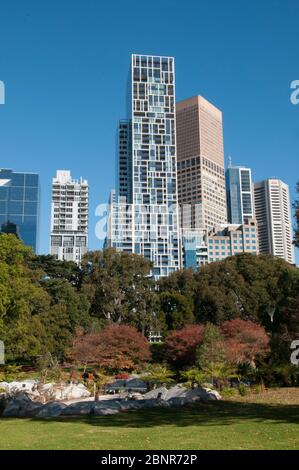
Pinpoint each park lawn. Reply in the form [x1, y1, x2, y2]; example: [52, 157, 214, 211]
[0, 388, 298, 450]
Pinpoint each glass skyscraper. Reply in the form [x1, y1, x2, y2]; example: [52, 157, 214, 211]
[226, 164, 254, 224]
[0, 168, 39, 252]
[107, 54, 181, 278]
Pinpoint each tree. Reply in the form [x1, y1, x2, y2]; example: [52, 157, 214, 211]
[80, 249, 154, 331]
[221, 319, 270, 366]
[28, 254, 81, 286]
[41, 278, 91, 333]
[140, 365, 175, 387]
[70, 324, 151, 372]
[164, 325, 204, 368]
[196, 323, 234, 387]
[194, 253, 299, 329]
[158, 291, 194, 331]
[294, 180, 299, 248]
[0, 234, 49, 361]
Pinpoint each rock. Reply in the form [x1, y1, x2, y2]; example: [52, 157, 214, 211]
[0, 381, 90, 402]
[0, 380, 39, 395]
[2, 393, 42, 418]
[131, 392, 143, 400]
[61, 402, 94, 416]
[93, 400, 122, 410]
[39, 383, 91, 401]
[35, 401, 67, 418]
[167, 397, 190, 407]
[143, 386, 168, 401]
[165, 384, 187, 401]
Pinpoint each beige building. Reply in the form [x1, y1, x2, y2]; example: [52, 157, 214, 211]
[208, 218, 259, 263]
[176, 95, 227, 231]
[254, 179, 295, 264]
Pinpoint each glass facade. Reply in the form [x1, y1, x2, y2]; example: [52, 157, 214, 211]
[109, 55, 181, 278]
[226, 166, 254, 224]
[0, 168, 39, 252]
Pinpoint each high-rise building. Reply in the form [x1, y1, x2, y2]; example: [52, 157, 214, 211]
[176, 95, 227, 231]
[107, 54, 181, 278]
[0, 168, 39, 251]
[226, 163, 254, 224]
[254, 179, 295, 264]
[117, 120, 132, 203]
[208, 218, 259, 263]
[181, 228, 208, 270]
[50, 170, 88, 263]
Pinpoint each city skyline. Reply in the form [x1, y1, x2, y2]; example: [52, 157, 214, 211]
[0, 1, 298, 263]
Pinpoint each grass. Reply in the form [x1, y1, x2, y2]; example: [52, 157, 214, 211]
[0, 388, 299, 450]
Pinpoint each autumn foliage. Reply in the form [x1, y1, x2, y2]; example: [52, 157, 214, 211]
[164, 325, 205, 367]
[221, 318, 270, 365]
[71, 324, 151, 372]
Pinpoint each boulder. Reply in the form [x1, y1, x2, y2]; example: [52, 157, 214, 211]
[93, 400, 122, 411]
[167, 397, 190, 407]
[143, 386, 168, 401]
[61, 402, 94, 416]
[165, 384, 188, 401]
[2, 393, 42, 418]
[35, 401, 67, 418]
[162, 385, 222, 403]
[0, 380, 39, 395]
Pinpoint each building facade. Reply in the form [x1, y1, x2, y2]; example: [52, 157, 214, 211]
[50, 170, 88, 263]
[108, 54, 181, 278]
[208, 218, 258, 263]
[226, 164, 254, 224]
[254, 179, 295, 264]
[0, 168, 39, 252]
[176, 95, 227, 231]
[181, 228, 208, 270]
[181, 219, 258, 269]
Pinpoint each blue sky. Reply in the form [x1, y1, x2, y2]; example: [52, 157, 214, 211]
[0, 0, 298, 262]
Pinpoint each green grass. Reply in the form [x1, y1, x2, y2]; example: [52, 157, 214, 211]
[0, 388, 299, 450]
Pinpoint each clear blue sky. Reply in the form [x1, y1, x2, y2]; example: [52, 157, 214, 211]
[0, 0, 298, 263]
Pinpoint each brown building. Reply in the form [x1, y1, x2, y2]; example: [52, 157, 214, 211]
[176, 95, 227, 230]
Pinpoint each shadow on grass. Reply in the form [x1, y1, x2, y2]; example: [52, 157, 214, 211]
[28, 400, 299, 429]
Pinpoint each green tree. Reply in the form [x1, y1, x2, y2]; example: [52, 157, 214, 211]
[194, 253, 299, 330]
[158, 290, 194, 331]
[80, 248, 154, 331]
[196, 323, 236, 387]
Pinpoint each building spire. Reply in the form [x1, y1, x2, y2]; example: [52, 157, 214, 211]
[228, 156, 232, 168]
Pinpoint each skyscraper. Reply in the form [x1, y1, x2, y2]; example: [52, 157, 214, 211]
[107, 54, 181, 278]
[50, 170, 88, 263]
[226, 163, 254, 224]
[254, 179, 295, 264]
[176, 95, 227, 231]
[0, 168, 39, 252]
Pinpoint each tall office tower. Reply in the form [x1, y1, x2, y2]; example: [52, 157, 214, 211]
[226, 163, 254, 224]
[254, 179, 295, 264]
[108, 54, 181, 278]
[117, 120, 132, 203]
[0, 168, 39, 252]
[50, 170, 88, 263]
[176, 95, 227, 231]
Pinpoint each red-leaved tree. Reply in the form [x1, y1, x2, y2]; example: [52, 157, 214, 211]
[221, 319, 270, 365]
[164, 325, 205, 367]
[70, 324, 151, 372]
